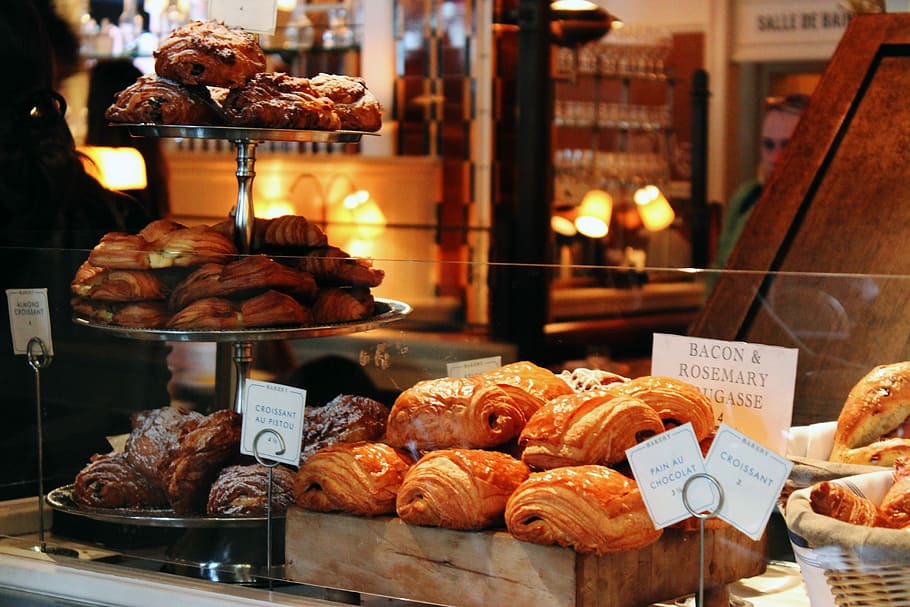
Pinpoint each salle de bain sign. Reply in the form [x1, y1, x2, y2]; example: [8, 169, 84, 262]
[734, 0, 853, 61]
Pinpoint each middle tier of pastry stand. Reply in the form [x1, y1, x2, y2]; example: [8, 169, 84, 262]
[108, 124, 407, 414]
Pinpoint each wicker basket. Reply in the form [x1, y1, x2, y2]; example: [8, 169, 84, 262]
[785, 470, 910, 607]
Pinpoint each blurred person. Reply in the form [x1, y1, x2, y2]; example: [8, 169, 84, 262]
[0, 1, 170, 500]
[709, 94, 810, 285]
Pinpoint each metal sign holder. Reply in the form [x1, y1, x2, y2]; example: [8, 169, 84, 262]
[681, 472, 725, 607]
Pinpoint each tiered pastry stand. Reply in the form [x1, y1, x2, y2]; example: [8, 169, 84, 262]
[59, 125, 410, 583]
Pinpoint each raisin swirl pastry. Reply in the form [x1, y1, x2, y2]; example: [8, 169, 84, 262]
[396, 449, 530, 530]
[207, 464, 297, 516]
[309, 73, 382, 132]
[154, 20, 265, 89]
[505, 465, 662, 554]
[222, 72, 341, 130]
[104, 74, 220, 125]
[295, 441, 414, 516]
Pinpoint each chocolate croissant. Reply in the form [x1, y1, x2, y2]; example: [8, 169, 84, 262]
[396, 449, 530, 530]
[105, 74, 221, 125]
[124, 406, 205, 489]
[505, 465, 662, 554]
[604, 375, 716, 441]
[830, 362, 910, 466]
[295, 442, 414, 516]
[385, 376, 530, 451]
[519, 392, 664, 470]
[477, 361, 574, 416]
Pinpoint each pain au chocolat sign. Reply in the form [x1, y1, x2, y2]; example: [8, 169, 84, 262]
[734, 0, 853, 62]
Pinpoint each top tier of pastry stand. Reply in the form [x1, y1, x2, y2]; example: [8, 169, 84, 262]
[104, 125, 407, 413]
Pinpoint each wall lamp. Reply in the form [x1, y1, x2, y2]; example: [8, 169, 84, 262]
[79, 146, 148, 191]
[550, 1, 623, 47]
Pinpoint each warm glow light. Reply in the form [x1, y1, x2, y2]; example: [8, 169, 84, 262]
[551, 0, 599, 9]
[574, 189, 613, 238]
[277, 0, 297, 10]
[328, 188, 387, 240]
[259, 198, 296, 219]
[551, 214, 577, 237]
[634, 185, 675, 231]
[79, 146, 147, 191]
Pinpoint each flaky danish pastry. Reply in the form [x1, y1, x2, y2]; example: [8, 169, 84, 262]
[295, 441, 414, 516]
[309, 73, 382, 132]
[879, 457, 910, 528]
[154, 20, 265, 89]
[396, 449, 530, 530]
[505, 465, 661, 554]
[519, 392, 664, 470]
[207, 464, 297, 516]
[222, 72, 341, 130]
[830, 362, 910, 466]
[385, 376, 530, 451]
[604, 375, 716, 441]
[125, 406, 204, 489]
[558, 367, 630, 392]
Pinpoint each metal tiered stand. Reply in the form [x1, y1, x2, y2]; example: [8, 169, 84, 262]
[55, 124, 410, 583]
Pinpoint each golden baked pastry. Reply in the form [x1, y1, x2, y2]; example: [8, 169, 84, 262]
[165, 409, 242, 515]
[207, 464, 297, 516]
[519, 392, 664, 470]
[70, 297, 171, 328]
[301, 394, 390, 462]
[830, 362, 910, 466]
[154, 20, 265, 89]
[297, 246, 385, 287]
[477, 361, 575, 418]
[72, 451, 168, 510]
[222, 72, 341, 130]
[88, 220, 237, 270]
[505, 465, 662, 554]
[311, 287, 375, 324]
[395, 449, 530, 530]
[295, 441, 414, 516]
[604, 375, 716, 441]
[809, 480, 882, 527]
[71, 261, 172, 301]
[104, 74, 220, 124]
[309, 73, 382, 132]
[879, 457, 910, 528]
[168, 255, 318, 311]
[385, 376, 530, 451]
[124, 406, 205, 489]
[166, 290, 312, 330]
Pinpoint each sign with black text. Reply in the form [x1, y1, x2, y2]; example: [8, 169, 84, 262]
[208, 0, 277, 33]
[651, 333, 797, 455]
[6, 288, 53, 356]
[241, 379, 305, 466]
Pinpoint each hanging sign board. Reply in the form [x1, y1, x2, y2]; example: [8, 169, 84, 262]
[733, 0, 853, 62]
[208, 0, 278, 33]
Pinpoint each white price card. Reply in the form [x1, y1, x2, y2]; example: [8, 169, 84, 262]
[208, 0, 277, 33]
[241, 379, 305, 466]
[6, 288, 53, 356]
[650, 333, 798, 455]
[625, 423, 713, 529]
[704, 423, 793, 541]
[447, 355, 502, 378]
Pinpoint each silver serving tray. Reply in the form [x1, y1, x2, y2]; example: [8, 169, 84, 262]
[72, 298, 411, 342]
[46, 484, 283, 528]
[113, 123, 376, 143]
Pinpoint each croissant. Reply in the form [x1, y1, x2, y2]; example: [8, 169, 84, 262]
[557, 367, 630, 392]
[88, 220, 237, 270]
[809, 481, 882, 527]
[70, 297, 171, 328]
[297, 246, 385, 288]
[168, 255, 318, 311]
[295, 442, 414, 516]
[396, 449, 530, 530]
[505, 465, 662, 554]
[124, 406, 205, 489]
[385, 376, 530, 451]
[830, 362, 910, 466]
[301, 394, 390, 462]
[879, 457, 910, 528]
[72, 451, 168, 510]
[311, 287, 375, 324]
[519, 392, 664, 470]
[71, 261, 171, 301]
[604, 375, 716, 441]
[166, 290, 312, 329]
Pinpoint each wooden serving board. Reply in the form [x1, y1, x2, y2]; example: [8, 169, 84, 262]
[284, 508, 766, 607]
